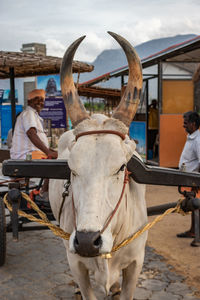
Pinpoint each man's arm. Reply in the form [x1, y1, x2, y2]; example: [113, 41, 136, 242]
[26, 127, 57, 158]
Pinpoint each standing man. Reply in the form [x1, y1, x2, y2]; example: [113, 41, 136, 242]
[148, 99, 159, 159]
[10, 89, 57, 160]
[177, 111, 200, 246]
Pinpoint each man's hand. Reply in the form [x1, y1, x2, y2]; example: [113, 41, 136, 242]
[47, 149, 58, 159]
[27, 127, 57, 158]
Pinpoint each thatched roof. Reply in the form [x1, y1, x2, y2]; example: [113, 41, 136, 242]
[0, 51, 94, 79]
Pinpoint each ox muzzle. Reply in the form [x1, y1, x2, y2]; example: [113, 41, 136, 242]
[74, 231, 102, 257]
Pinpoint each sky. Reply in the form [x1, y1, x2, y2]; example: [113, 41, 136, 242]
[1, 0, 200, 63]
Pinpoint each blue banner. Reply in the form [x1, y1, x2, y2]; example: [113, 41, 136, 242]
[40, 97, 67, 128]
[129, 121, 146, 160]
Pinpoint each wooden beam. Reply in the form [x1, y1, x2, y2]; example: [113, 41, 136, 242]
[9, 67, 16, 130]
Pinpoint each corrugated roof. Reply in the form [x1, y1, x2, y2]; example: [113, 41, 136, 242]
[80, 35, 200, 87]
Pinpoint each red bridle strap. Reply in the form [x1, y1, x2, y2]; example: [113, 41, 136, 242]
[76, 130, 126, 141]
[100, 168, 131, 234]
[72, 194, 77, 230]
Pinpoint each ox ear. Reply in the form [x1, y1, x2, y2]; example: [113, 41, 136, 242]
[57, 130, 76, 158]
[123, 136, 137, 161]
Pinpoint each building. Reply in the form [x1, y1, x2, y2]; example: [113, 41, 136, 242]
[21, 43, 46, 56]
[80, 35, 200, 167]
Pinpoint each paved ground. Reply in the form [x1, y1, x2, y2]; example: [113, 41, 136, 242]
[0, 228, 199, 300]
[146, 185, 200, 296]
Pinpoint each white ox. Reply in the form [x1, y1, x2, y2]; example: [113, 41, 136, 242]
[49, 32, 148, 300]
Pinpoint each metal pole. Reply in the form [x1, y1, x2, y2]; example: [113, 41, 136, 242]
[147, 202, 177, 216]
[9, 67, 16, 130]
[157, 61, 162, 165]
[145, 80, 149, 159]
[193, 209, 200, 246]
[121, 75, 124, 88]
[157, 61, 162, 114]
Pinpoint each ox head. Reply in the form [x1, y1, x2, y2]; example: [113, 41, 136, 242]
[60, 32, 143, 257]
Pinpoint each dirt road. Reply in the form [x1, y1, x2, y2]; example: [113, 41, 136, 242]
[146, 185, 200, 296]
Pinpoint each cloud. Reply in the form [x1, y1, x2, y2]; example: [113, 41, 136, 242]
[74, 33, 113, 62]
[1, 0, 200, 62]
[45, 39, 66, 58]
[46, 33, 114, 62]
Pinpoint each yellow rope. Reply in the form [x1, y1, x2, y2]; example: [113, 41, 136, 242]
[101, 198, 187, 259]
[3, 192, 186, 258]
[3, 192, 70, 240]
[111, 199, 186, 253]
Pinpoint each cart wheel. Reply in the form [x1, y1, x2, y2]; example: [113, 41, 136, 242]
[0, 196, 6, 266]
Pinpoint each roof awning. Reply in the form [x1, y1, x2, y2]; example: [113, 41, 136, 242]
[0, 51, 94, 130]
[80, 35, 200, 87]
[0, 51, 94, 79]
[78, 85, 120, 100]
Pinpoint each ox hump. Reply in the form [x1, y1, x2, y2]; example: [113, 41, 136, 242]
[74, 115, 129, 137]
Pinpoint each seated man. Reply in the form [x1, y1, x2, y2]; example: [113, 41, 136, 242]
[10, 89, 57, 198]
[10, 89, 57, 160]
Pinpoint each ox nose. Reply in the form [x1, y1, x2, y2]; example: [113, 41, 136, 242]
[74, 231, 102, 257]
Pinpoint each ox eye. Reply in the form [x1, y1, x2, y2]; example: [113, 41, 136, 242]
[71, 170, 78, 177]
[115, 164, 126, 175]
[119, 164, 126, 172]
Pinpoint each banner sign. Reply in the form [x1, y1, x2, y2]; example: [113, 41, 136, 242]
[129, 121, 146, 161]
[40, 97, 66, 128]
[0, 89, 18, 103]
[37, 75, 68, 128]
[37, 74, 61, 97]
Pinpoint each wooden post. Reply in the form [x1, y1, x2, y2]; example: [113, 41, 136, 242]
[9, 67, 16, 130]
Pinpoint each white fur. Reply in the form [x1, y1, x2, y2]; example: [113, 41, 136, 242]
[49, 114, 147, 299]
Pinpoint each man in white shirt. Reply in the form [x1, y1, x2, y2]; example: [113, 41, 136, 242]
[177, 111, 200, 246]
[10, 89, 57, 198]
[10, 89, 57, 160]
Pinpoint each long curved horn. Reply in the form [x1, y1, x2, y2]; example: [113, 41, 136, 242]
[60, 36, 89, 127]
[108, 31, 143, 127]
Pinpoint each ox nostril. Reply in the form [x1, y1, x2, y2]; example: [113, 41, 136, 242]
[74, 231, 102, 257]
[74, 235, 79, 247]
[93, 236, 102, 248]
